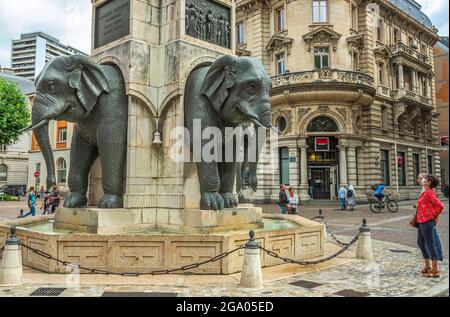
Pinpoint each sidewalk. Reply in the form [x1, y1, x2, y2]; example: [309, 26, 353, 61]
[1, 236, 447, 297]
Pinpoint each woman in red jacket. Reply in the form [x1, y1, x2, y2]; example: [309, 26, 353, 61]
[416, 175, 444, 278]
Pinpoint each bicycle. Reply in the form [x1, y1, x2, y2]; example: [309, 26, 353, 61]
[370, 193, 399, 213]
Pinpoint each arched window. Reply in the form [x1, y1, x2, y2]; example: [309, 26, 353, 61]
[0, 164, 7, 182]
[307, 116, 339, 133]
[57, 159, 67, 184]
[277, 116, 287, 133]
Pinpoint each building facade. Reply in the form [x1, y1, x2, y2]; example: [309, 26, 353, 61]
[11, 32, 88, 81]
[0, 69, 34, 188]
[434, 37, 449, 194]
[236, 0, 440, 201]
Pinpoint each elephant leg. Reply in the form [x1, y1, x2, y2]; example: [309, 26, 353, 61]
[64, 132, 99, 208]
[197, 161, 224, 210]
[97, 137, 126, 209]
[218, 162, 238, 208]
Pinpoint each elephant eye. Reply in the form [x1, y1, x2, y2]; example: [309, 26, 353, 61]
[47, 82, 57, 93]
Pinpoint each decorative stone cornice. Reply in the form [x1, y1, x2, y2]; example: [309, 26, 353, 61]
[302, 26, 342, 52]
[266, 31, 294, 55]
[346, 33, 364, 53]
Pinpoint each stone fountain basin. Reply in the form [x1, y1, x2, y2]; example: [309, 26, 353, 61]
[0, 214, 324, 275]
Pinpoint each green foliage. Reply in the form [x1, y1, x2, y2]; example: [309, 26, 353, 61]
[0, 193, 18, 201]
[0, 78, 30, 146]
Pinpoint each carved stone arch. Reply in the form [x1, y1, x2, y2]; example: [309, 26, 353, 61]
[97, 56, 127, 84]
[299, 111, 346, 135]
[128, 89, 158, 119]
[158, 90, 183, 134]
[272, 109, 292, 135]
[180, 56, 218, 91]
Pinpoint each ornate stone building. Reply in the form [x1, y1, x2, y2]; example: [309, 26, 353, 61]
[236, 0, 440, 201]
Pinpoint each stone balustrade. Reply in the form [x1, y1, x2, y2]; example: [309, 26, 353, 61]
[393, 89, 432, 107]
[391, 42, 429, 64]
[272, 69, 374, 89]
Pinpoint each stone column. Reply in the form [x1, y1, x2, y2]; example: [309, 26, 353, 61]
[347, 146, 357, 186]
[356, 146, 365, 187]
[338, 145, 348, 187]
[398, 63, 404, 89]
[425, 76, 431, 98]
[299, 144, 310, 200]
[411, 70, 417, 92]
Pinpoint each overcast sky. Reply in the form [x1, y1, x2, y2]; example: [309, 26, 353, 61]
[0, 0, 448, 68]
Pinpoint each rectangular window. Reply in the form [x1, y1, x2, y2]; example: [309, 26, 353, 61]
[279, 147, 290, 185]
[380, 150, 390, 186]
[276, 52, 286, 75]
[393, 28, 401, 43]
[376, 19, 383, 42]
[236, 22, 245, 44]
[275, 7, 285, 32]
[413, 153, 420, 181]
[58, 128, 67, 143]
[314, 47, 329, 69]
[427, 155, 433, 174]
[351, 5, 358, 29]
[0, 144, 6, 151]
[313, 0, 327, 23]
[397, 152, 406, 186]
[378, 63, 384, 85]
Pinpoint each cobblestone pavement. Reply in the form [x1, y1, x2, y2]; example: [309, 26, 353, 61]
[0, 199, 448, 297]
[0, 234, 447, 297]
[259, 199, 449, 257]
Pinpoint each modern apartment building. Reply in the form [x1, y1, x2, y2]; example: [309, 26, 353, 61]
[236, 0, 440, 201]
[10, 32, 88, 81]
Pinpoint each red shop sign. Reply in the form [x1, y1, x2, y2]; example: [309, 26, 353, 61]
[397, 156, 404, 166]
[315, 137, 329, 151]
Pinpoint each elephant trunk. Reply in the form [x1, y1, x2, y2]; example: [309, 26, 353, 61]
[34, 123, 56, 190]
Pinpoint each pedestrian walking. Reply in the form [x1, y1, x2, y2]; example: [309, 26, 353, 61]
[39, 186, 45, 199]
[50, 185, 61, 214]
[41, 191, 52, 215]
[288, 187, 299, 214]
[278, 184, 290, 214]
[308, 178, 314, 200]
[415, 175, 444, 278]
[338, 185, 347, 210]
[347, 184, 356, 211]
[416, 172, 443, 262]
[19, 187, 37, 218]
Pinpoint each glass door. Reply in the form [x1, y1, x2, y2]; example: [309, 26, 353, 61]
[311, 168, 331, 199]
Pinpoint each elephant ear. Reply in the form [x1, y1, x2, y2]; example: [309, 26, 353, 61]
[66, 55, 110, 113]
[201, 55, 238, 113]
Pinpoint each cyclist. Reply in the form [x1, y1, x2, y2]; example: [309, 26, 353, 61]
[373, 183, 391, 206]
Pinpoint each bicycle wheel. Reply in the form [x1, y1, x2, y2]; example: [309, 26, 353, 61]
[387, 200, 398, 213]
[370, 202, 382, 213]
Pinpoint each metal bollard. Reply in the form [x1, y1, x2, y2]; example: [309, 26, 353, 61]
[0, 226, 23, 286]
[239, 230, 263, 289]
[356, 219, 373, 261]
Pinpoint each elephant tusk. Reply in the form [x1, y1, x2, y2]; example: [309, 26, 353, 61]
[19, 119, 50, 134]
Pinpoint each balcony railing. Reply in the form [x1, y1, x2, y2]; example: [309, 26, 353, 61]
[272, 69, 374, 89]
[391, 42, 429, 64]
[392, 89, 432, 107]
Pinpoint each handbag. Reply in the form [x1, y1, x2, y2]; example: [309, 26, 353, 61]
[409, 212, 418, 228]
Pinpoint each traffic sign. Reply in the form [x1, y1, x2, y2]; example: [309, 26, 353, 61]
[34, 171, 40, 177]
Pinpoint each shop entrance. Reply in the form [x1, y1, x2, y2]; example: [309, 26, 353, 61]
[310, 168, 331, 199]
[307, 135, 339, 200]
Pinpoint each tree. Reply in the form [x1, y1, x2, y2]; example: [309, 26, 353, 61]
[0, 78, 30, 146]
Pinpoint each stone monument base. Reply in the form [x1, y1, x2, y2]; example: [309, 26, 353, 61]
[55, 205, 263, 234]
